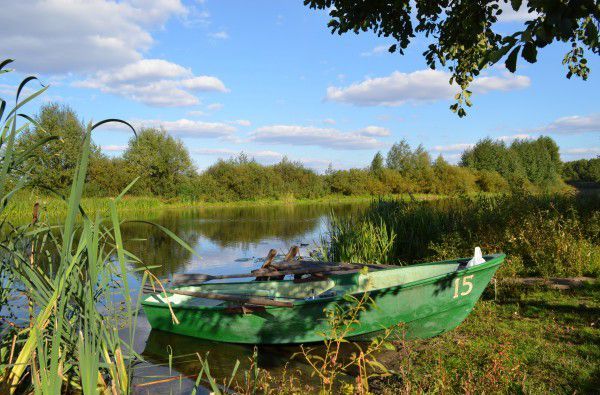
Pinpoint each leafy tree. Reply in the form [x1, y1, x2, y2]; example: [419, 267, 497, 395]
[386, 140, 412, 172]
[386, 139, 433, 185]
[16, 103, 103, 192]
[475, 170, 510, 192]
[123, 128, 195, 197]
[563, 157, 600, 182]
[87, 156, 130, 196]
[510, 136, 562, 188]
[304, 0, 599, 116]
[202, 158, 281, 201]
[377, 168, 415, 194]
[432, 155, 478, 194]
[460, 138, 524, 180]
[328, 169, 377, 195]
[370, 151, 384, 172]
[271, 157, 327, 198]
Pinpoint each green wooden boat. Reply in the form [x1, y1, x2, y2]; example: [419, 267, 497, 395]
[142, 253, 504, 344]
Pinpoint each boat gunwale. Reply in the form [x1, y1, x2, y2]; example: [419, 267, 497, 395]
[142, 253, 505, 312]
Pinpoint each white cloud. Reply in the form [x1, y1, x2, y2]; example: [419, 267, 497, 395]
[250, 125, 385, 150]
[357, 126, 391, 137]
[101, 144, 127, 152]
[431, 143, 475, 152]
[561, 147, 600, 156]
[471, 73, 531, 93]
[323, 118, 336, 125]
[0, 0, 187, 74]
[179, 76, 228, 92]
[134, 119, 237, 138]
[326, 69, 530, 107]
[187, 110, 206, 117]
[498, 2, 539, 22]
[208, 31, 229, 39]
[360, 45, 389, 57]
[74, 59, 228, 107]
[534, 114, 600, 135]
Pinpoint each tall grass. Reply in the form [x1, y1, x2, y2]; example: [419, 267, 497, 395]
[0, 60, 194, 393]
[322, 192, 600, 278]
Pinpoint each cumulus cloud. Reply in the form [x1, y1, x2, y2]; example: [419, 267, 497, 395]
[74, 59, 228, 107]
[471, 74, 531, 93]
[250, 125, 385, 150]
[0, 0, 186, 74]
[534, 114, 600, 135]
[326, 69, 530, 107]
[498, 1, 539, 22]
[133, 119, 237, 138]
[357, 126, 391, 137]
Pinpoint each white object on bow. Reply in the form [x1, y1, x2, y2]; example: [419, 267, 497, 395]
[466, 247, 485, 267]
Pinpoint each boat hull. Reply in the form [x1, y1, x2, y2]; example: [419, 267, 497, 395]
[143, 255, 503, 344]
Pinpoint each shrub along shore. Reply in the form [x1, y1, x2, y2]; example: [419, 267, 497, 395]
[320, 192, 600, 279]
[13, 103, 599, 208]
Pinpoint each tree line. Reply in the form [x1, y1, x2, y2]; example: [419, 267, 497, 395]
[15, 103, 597, 202]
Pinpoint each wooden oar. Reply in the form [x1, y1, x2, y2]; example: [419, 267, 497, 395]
[168, 263, 372, 286]
[143, 288, 294, 308]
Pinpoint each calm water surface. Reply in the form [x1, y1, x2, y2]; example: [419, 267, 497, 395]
[124, 202, 369, 393]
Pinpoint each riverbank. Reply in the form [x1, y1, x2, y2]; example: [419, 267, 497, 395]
[368, 283, 600, 394]
[4, 192, 441, 223]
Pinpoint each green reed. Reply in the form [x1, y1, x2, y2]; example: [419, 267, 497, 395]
[322, 193, 600, 278]
[0, 60, 195, 394]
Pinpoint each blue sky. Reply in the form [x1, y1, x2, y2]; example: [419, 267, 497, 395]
[1, 0, 598, 171]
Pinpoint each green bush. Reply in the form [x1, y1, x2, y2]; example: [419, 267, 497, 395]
[563, 158, 600, 183]
[432, 156, 479, 194]
[475, 170, 510, 192]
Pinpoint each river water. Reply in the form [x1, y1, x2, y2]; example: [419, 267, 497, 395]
[122, 202, 369, 393]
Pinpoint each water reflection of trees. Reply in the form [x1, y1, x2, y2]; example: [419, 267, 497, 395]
[123, 203, 368, 277]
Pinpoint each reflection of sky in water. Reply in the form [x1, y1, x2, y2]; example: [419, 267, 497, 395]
[122, 203, 367, 279]
[6, 203, 368, 392]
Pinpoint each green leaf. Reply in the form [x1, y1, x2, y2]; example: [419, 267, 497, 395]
[522, 42, 538, 63]
[510, 0, 522, 12]
[505, 46, 520, 72]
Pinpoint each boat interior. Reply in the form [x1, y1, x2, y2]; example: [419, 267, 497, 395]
[143, 257, 485, 309]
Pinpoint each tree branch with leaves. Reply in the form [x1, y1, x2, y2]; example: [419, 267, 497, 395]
[304, 0, 599, 116]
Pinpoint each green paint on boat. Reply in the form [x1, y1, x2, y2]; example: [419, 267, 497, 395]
[142, 254, 504, 344]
